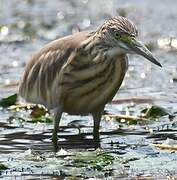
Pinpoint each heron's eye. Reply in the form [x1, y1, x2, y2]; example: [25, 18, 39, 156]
[115, 33, 121, 39]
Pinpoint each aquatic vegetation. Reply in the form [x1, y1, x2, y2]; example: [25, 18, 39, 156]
[0, 94, 17, 108]
[1, 0, 177, 178]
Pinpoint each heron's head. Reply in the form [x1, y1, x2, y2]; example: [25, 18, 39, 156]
[99, 16, 162, 67]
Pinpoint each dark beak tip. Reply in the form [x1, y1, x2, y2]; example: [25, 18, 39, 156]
[156, 61, 162, 68]
[151, 57, 162, 68]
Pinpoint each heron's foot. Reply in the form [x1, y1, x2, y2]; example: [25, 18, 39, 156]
[94, 139, 100, 149]
[52, 129, 58, 152]
[93, 132, 101, 149]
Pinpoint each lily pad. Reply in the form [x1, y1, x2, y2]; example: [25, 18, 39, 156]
[65, 149, 114, 173]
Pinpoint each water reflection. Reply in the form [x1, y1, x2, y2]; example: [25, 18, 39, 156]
[0, 0, 177, 178]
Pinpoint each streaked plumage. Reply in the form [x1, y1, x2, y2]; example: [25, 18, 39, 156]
[19, 16, 161, 150]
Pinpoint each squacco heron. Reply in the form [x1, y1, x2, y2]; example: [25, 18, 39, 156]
[19, 16, 161, 149]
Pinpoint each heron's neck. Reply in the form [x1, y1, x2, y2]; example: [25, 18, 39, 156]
[79, 31, 126, 64]
[106, 47, 127, 59]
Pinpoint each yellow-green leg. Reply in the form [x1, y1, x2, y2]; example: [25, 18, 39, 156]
[52, 107, 62, 152]
[92, 109, 103, 149]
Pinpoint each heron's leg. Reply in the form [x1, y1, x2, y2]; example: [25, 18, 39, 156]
[52, 106, 63, 152]
[92, 109, 103, 149]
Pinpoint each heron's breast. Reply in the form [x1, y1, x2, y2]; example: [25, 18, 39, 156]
[61, 56, 128, 114]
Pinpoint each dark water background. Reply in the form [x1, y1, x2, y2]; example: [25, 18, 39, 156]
[0, 0, 177, 179]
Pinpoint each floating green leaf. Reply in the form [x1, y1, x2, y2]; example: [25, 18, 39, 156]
[141, 105, 171, 118]
[0, 93, 17, 108]
[30, 105, 48, 118]
[0, 163, 8, 170]
[9, 103, 53, 123]
[15, 114, 53, 123]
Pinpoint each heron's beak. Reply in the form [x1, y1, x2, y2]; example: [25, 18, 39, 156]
[126, 38, 162, 67]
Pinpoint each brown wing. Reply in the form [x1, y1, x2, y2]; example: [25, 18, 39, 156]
[18, 31, 90, 107]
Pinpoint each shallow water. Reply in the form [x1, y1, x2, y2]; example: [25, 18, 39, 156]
[0, 0, 177, 179]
